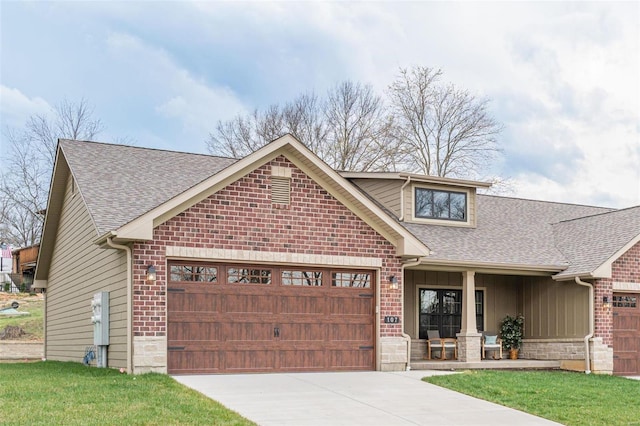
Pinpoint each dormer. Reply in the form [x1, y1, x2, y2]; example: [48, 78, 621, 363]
[342, 172, 491, 228]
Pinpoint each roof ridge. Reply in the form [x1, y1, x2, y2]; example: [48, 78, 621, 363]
[59, 139, 236, 161]
[478, 193, 617, 211]
[555, 203, 640, 224]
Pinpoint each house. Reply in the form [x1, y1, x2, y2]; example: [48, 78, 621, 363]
[34, 135, 640, 375]
[11, 244, 39, 293]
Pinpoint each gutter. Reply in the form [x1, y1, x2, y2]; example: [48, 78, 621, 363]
[401, 256, 424, 370]
[574, 277, 594, 374]
[106, 237, 133, 374]
[398, 175, 411, 222]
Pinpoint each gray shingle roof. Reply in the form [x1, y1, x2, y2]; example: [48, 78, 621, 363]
[553, 205, 640, 278]
[60, 140, 237, 235]
[402, 195, 615, 270]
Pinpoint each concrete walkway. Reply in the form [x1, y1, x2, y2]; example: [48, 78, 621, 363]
[174, 370, 561, 426]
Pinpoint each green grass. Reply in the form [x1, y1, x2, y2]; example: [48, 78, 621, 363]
[0, 361, 255, 425]
[0, 294, 44, 340]
[425, 370, 640, 426]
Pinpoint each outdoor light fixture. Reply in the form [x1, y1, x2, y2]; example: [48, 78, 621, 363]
[146, 265, 157, 282]
[389, 275, 398, 290]
[603, 296, 611, 309]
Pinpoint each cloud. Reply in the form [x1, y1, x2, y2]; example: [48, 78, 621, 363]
[0, 86, 51, 130]
[104, 32, 246, 152]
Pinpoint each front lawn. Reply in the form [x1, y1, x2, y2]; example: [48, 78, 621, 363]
[425, 370, 640, 426]
[0, 293, 44, 340]
[0, 361, 254, 425]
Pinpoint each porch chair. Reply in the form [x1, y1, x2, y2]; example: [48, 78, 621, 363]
[425, 330, 457, 360]
[481, 331, 502, 360]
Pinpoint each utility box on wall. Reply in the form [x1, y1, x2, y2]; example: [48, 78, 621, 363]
[91, 291, 109, 346]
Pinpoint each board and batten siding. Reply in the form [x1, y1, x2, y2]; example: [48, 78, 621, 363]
[45, 174, 128, 368]
[521, 276, 589, 339]
[403, 270, 520, 338]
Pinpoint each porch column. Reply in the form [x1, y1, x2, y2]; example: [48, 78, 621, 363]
[457, 270, 482, 362]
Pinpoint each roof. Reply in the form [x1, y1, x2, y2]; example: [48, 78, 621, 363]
[553, 205, 640, 278]
[60, 139, 237, 235]
[401, 195, 617, 273]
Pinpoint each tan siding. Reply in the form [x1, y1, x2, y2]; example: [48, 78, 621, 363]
[476, 274, 519, 332]
[521, 277, 589, 338]
[404, 183, 477, 227]
[45, 174, 128, 368]
[350, 179, 403, 218]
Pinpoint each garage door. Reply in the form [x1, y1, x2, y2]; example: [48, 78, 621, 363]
[167, 262, 375, 374]
[613, 293, 640, 376]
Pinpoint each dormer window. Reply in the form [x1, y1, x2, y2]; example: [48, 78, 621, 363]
[415, 188, 467, 221]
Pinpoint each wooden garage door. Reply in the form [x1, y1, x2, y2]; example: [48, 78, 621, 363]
[613, 293, 640, 376]
[167, 262, 375, 374]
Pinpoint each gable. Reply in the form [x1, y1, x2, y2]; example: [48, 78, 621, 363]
[110, 135, 429, 258]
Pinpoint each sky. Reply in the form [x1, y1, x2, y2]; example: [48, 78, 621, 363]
[1, 1, 639, 209]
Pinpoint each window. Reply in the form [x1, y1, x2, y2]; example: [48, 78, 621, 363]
[332, 272, 371, 288]
[170, 265, 217, 282]
[419, 289, 483, 339]
[227, 268, 272, 284]
[415, 188, 467, 221]
[282, 270, 323, 286]
[613, 295, 637, 308]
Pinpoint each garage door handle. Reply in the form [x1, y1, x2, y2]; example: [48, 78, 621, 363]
[168, 346, 185, 351]
[274, 327, 280, 338]
[359, 346, 374, 350]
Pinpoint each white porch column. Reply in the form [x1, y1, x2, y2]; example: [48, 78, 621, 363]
[457, 270, 482, 362]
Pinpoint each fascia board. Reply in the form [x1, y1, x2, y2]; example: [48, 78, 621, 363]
[416, 258, 566, 275]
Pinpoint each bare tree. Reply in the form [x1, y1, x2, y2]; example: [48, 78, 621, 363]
[0, 98, 104, 247]
[323, 81, 398, 171]
[388, 66, 503, 178]
[206, 82, 400, 172]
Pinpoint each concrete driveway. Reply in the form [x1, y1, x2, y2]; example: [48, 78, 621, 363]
[173, 370, 561, 426]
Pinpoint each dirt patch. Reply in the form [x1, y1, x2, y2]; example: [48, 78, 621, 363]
[0, 325, 26, 340]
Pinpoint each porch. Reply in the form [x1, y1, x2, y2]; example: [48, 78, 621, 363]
[410, 358, 561, 371]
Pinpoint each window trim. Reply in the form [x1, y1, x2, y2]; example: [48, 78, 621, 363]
[413, 186, 468, 223]
[415, 285, 486, 339]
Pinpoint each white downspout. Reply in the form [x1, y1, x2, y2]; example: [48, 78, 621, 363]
[399, 175, 411, 222]
[401, 257, 423, 370]
[575, 277, 594, 374]
[106, 237, 133, 374]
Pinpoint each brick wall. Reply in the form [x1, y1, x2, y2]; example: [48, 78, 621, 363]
[131, 156, 404, 339]
[593, 241, 640, 347]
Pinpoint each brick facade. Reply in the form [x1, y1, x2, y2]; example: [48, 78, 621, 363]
[593, 241, 640, 347]
[131, 156, 404, 343]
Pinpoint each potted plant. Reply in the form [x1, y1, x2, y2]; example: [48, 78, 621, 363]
[500, 314, 524, 359]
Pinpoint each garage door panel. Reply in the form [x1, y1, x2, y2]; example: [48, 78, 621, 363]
[168, 321, 222, 341]
[613, 292, 640, 375]
[223, 293, 276, 314]
[225, 322, 274, 341]
[329, 349, 374, 370]
[168, 262, 375, 374]
[278, 349, 326, 370]
[328, 323, 374, 342]
[329, 296, 374, 315]
[278, 323, 325, 341]
[278, 295, 325, 314]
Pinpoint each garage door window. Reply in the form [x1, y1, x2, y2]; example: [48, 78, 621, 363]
[170, 265, 218, 282]
[282, 270, 323, 286]
[613, 295, 637, 308]
[332, 272, 371, 288]
[227, 267, 272, 284]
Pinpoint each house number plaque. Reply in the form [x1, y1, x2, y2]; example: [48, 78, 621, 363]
[384, 316, 400, 324]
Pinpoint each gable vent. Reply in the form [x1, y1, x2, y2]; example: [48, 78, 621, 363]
[271, 176, 290, 204]
[271, 166, 292, 205]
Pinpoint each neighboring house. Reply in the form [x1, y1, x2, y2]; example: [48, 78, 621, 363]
[11, 244, 39, 292]
[34, 135, 640, 375]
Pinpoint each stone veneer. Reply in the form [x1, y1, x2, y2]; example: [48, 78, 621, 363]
[133, 335, 167, 374]
[456, 332, 482, 362]
[379, 336, 409, 371]
[519, 339, 586, 360]
[130, 156, 404, 372]
[589, 337, 613, 374]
